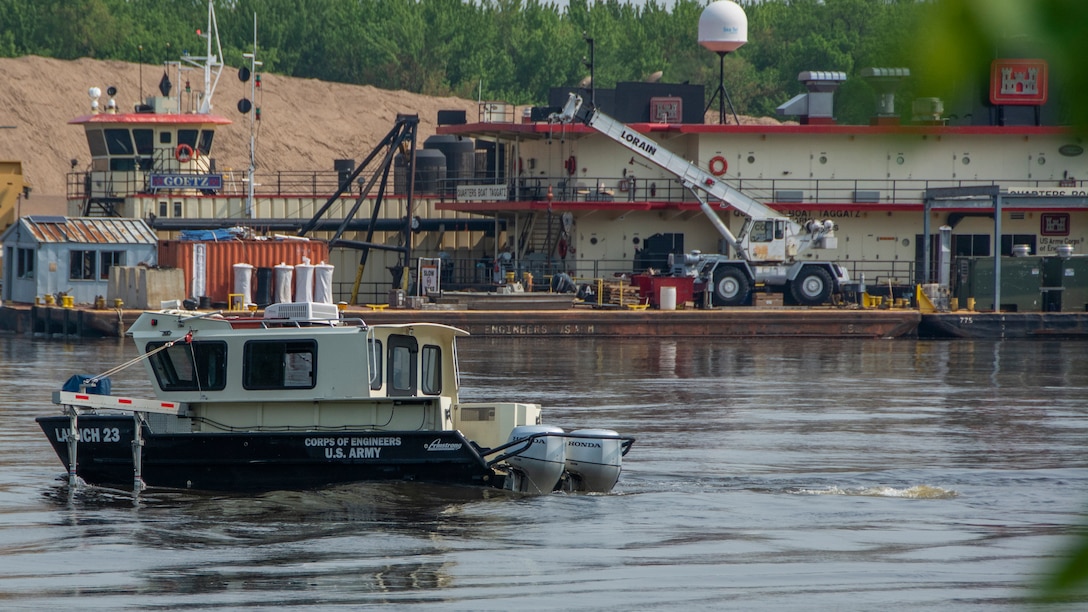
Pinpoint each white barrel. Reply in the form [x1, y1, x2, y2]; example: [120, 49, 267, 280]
[294, 261, 314, 302]
[564, 429, 624, 493]
[505, 425, 566, 494]
[274, 263, 293, 303]
[314, 262, 335, 304]
[659, 285, 677, 310]
[232, 263, 254, 305]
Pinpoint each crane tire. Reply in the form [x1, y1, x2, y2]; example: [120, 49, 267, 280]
[791, 267, 833, 306]
[712, 267, 750, 307]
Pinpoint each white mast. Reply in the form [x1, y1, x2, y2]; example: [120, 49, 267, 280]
[183, 0, 224, 115]
[242, 12, 262, 218]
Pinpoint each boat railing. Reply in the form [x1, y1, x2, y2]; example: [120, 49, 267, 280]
[67, 167, 1086, 204]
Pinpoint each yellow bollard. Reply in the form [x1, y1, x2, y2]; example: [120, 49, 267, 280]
[44, 294, 55, 306]
[61, 295, 74, 308]
[967, 297, 976, 311]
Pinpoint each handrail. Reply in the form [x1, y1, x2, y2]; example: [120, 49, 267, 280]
[67, 168, 1084, 204]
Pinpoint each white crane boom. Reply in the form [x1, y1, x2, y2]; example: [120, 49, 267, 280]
[556, 93, 836, 263]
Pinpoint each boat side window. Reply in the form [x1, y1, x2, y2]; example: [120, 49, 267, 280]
[775, 220, 785, 240]
[146, 340, 228, 391]
[177, 129, 199, 150]
[159, 131, 172, 145]
[420, 344, 442, 395]
[368, 338, 383, 390]
[198, 130, 215, 156]
[750, 220, 773, 243]
[85, 129, 108, 157]
[243, 340, 317, 390]
[387, 334, 418, 397]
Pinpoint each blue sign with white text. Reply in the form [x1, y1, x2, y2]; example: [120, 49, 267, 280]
[149, 174, 223, 190]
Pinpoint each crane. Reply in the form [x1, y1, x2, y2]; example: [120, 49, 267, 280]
[556, 93, 850, 307]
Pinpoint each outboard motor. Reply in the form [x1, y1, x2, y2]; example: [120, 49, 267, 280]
[504, 425, 566, 494]
[562, 429, 624, 493]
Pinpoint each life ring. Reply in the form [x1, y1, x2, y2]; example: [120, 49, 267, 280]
[564, 155, 577, 176]
[708, 155, 728, 176]
[558, 236, 568, 259]
[175, 143, 194, 163]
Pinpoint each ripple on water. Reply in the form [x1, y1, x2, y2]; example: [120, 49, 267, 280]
[790, 484, 959, 499]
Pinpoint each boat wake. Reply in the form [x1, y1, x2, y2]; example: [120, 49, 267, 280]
[789, 484, 957, 499]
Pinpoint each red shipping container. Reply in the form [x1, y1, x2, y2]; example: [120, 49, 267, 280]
[158, 239, 329, 305]
[632, 274, 694, 308]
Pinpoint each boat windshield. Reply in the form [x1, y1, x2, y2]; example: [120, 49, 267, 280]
[146, 340, 227, 391]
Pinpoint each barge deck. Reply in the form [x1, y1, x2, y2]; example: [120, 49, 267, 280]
[1, 303, 920, 339]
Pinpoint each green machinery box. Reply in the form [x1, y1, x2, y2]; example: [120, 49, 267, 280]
[955, 256, 1043, 312]
[1043, 255, 1088, 312]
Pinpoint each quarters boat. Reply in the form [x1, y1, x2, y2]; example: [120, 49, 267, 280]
[36, 302, 633, 494]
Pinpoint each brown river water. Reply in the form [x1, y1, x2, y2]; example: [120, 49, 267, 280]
[0, 335, 1086, 610]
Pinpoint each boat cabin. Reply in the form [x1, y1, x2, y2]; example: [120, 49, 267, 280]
[127, 304, 539, 450]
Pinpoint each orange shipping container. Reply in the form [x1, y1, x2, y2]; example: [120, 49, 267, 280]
[158, 239, 330, 305]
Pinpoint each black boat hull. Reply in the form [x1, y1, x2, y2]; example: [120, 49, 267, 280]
[919, 312, 1088, 339]
[36, 415, 500, 491]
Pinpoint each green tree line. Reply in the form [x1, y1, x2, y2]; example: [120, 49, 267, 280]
[0, 0, 961, 123]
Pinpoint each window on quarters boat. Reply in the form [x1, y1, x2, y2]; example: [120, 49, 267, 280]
[146, 341, 228, 391]
[421, 345, 442, 395]
[368, 338, 382, 390]
[243, 340, 317, 390]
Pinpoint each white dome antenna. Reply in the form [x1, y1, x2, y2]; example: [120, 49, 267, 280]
[88, 87, 102, 113]
[699, 1, 749, 125]
[698, 0, 748, 53]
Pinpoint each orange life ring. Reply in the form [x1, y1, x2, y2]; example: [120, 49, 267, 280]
[175, 143, 194, 163]
[708, 155, 728, 176]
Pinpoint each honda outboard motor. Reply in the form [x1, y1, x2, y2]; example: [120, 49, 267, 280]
[563, 429, 624, 493]
[504, 425, 566, 494]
